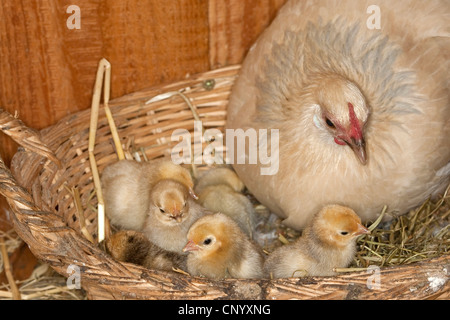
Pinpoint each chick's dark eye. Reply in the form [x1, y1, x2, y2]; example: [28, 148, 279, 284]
[203, 238, 212, 245]
[325, 118, 335, 128]
[340, 231, 349, 236]
[159, 208, 165, 213]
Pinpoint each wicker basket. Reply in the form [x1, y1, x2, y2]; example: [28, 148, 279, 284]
[0, 65, 448, 300]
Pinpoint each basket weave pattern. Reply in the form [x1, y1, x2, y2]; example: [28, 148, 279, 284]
[0, 65, 448, 299]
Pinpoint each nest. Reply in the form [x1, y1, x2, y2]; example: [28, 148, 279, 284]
[0, 64, 448, 300]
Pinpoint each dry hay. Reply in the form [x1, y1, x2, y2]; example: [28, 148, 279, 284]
[0, 230, 86, 300]
[257, 184, 449, 270]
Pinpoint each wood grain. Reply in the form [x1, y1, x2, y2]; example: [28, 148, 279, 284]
[0, 0, 104, 165]
[208, 0, 287, 68]
[0, 0, 285, 165]
[0, 1, 102, 129]
[99, 0, 210, 100]
[0, 0, 286, 283]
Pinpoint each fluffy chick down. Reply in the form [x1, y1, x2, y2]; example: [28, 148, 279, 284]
[183, 213, 264, 280]
[194, 167, 257, 238]
[105, 230, 187, 272]
[264, 205, 369, 278]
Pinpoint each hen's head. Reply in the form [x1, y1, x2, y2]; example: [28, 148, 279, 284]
[312, 76, 370, 165]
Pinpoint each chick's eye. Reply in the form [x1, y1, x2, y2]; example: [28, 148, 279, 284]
[159, 208, 165, 213]
[339, 231, 349, 236]
[325, 118, 335, 128]
[203, 238, 212, 245]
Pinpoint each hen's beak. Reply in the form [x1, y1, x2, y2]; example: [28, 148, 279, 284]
[347, 137, 367, 165]
[183, 240, 200, 252]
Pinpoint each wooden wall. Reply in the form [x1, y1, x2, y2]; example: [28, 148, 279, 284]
[0, 0, 285, 167]
[0, 0, 286, 280]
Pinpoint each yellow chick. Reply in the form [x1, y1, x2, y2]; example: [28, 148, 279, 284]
[101, 158, 197, 231]
[264, 205, 369, 278]
[142, 179, 209, 253]
[183, 213, 264, 279]
[105, 230, 187, 272]
[194, 167, 257, 238]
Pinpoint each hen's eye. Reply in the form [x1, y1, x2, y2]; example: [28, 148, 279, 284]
[340, 231, 349, 236]
[325, 118, 335, 128]
[203, 238, 212, 245]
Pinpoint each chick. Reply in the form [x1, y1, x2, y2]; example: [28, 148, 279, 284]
[195, 167, 257, 238]
[195, 166, 245, 194]
[101, 159, 197, 231]
[152, 159, 198, 200]
[142, 179, 209, 252]
[105, 230, 187, 272]
[264, 205, 369, 278]
[183, 213, 264, 279]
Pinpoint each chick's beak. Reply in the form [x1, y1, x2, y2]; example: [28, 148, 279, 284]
[183, 240, 200, 252]
[347, 137, 367, 165]
[354, 224, 370, 236]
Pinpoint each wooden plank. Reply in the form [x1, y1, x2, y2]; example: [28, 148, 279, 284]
[0, 0, 103, 130]
[0, 0, 211, 164]
[208, 0, 286, 68]
[0, 0, 104, 165]
[0, 0, 287, 177]
[99, 0, 210, 99]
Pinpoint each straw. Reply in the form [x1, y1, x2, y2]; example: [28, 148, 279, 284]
[350, 183, 450, 269]
[0, 237, 21, 299]
[88, 58, 123, 243]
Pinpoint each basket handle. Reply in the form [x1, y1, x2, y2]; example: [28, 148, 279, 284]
[0, 108, 61, 168]
[0, 108, 73, 252]
[0, 107, 61, 217]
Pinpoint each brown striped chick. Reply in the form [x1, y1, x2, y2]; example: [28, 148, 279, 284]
[183, 213, 264, 279]
[194, 167, 257, 238]
[264, 205, 370, 278]
[105, 230, 187, 272]
[101, 159, 197, 231]
[142, 179, 209, 253]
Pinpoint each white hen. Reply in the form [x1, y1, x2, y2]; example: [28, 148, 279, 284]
[226, 0, 450, 230]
